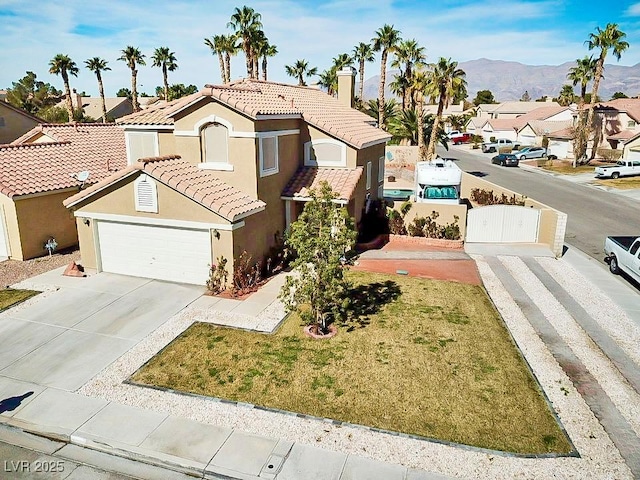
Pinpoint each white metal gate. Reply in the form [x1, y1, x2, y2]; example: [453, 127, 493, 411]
[466, 205, 540, 243]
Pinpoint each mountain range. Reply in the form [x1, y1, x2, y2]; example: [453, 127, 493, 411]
[362, 58, 640, 103]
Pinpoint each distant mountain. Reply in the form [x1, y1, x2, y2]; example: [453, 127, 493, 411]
[363, 58, 640, 103]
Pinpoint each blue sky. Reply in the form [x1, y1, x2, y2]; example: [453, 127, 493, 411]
[0, 0, 639, 97]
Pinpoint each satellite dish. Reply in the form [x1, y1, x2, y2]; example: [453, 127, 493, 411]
[76, 171, 90, 182]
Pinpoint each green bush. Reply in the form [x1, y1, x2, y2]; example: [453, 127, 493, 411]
[407, 211, 461, 240]
[597, 148, 622, 162]
[206, 256, 228, 294]
[470, 188, 526, 206]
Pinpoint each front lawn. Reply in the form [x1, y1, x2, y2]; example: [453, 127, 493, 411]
[0, 288, 39, 311]
[132, 271, 571, 454]
[538, 161, 595, 175]
[593, 176, 640, 189]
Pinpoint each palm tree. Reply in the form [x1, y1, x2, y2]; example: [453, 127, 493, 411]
[84, 57, 111, 122]
[228, 6, 262, 79]
[204, 35, 227, 83]
[285, 59, 317, 86]
[48, 54, 79, 122]
[261, 43, 277, 81]
[332, 53, 353, 71]
[424, 57, 467, 160]
[221, 33, 240, 82]
[557, 84, 576, 107]
[151, 47, 178, 101]
[372, 24, 402, 130]
[364, 98, 398, 131]
[567, 56, 596, 105]
[352, 42, 375, 105]
[412, 69, 429, 158]
[118, 46, 146, 112]
[318, 69, 338, 96]
[389, 74, 409, 111]
[392, 39, 426, 110]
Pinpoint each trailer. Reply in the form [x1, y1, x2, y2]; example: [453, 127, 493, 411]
[415, 158, 462, 205]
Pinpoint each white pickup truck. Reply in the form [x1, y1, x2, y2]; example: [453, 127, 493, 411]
[604, 236, 640, 282]
[482, 138, 516, 153]
[594, 159, 640, 179]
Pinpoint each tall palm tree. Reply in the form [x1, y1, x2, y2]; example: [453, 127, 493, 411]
[585, 23, 629, 130]
[84, 57, 111, 122]
[332, 53, 353, 71]
[567, 56, 596, 105]
[228, 6, 262, 79]
[261, 43, 277, 81]
[412, 69, 429, 158]
[118, 46, 146, 112]
[372, 24, 402, 130]
[285, 59, 317, 86]
[221, 33, 240, 82]
[48, 54, 79, 122]
[318, 68, 338, 96]
[424, 57, 467, 160]
[204, 35, 227, 83]
[389, 74, 409, 111]
[557, 84, 576, 107]
[352, 42, 375, 105]
[364, 98, 398, 131]
[151, 47, 178, 101]
[392, 39, 426, 111]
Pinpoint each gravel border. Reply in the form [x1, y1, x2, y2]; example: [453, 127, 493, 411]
[74, 257, 633, 479]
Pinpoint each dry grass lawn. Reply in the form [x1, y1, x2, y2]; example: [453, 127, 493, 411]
[539, 161, 595, 175]
[132, 271, 571, 454]
[0, 288, 39, 311]
[593, 176, 640, 189]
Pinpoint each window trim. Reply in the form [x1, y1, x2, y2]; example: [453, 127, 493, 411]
[259, 135, 279, 177]
[134, 174, 158, 213]
[366, 161, 372, 190]
[200, 121, 231, 170]
[378, 156, 385, 182]
[304, 138, 347, 167]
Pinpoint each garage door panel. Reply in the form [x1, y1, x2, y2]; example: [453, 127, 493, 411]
[97, 222, 211, 285]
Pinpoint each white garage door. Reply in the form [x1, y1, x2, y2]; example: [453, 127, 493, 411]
[0, 209, 8, 257]
[549, 141, 568, 159]
[627, 150, 640, 161]
[97, 221, 212, 285]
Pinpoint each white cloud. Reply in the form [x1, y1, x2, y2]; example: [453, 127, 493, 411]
[626, 3, 640, 15]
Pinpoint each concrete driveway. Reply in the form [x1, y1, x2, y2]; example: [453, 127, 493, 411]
[0, 270, 203, 391]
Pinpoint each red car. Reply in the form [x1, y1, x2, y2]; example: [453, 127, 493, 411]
[451, 132, 472, 145]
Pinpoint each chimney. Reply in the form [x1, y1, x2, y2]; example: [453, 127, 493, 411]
[337, 66, 356, 108]
[72, 88, 82, 111]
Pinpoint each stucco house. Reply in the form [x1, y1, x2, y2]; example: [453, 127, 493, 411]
[513, 105, 575, 146]
[0, 101, 43, 145]
[0, 124, 126, 260]
[63, 70, 391, 285]
[592, 99, 640, 153]
[475, 101, 560, 120]
[56, 90, 134, 122]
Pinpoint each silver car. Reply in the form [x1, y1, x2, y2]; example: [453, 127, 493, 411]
[512, 146, 547, 160]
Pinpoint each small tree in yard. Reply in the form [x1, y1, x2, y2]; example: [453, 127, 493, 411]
[280, 182, 356, 334]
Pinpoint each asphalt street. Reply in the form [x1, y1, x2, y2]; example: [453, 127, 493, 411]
[439, 146, 640, 262]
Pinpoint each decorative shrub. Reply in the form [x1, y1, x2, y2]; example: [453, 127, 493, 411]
[597, 148, 622, 162]
[471, 135, 483, 149]
[232, 251, 262, 297]
[262, 232, 290, 278]
[206, 256, 228, 294]
[407, 211, 461, 240]
[386, 201, 412, 235]
[470, 188, 526, 206]
[489, 136, 496, 143]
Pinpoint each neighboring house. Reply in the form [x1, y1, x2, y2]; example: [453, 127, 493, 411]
[546, 127, 574, 159]
[63, 71, 391, 285]
[423, 101, 475, 131]
[476, 101, 560, 120]
[56, 89, 134, 121]
[0, 124, 126, 260]
[592, 98, 640, 152]
[620, 131, 640, 160]
[480, 118, 518, 142]
[0, 101, 43, 145]
[513, 105, 575, 145]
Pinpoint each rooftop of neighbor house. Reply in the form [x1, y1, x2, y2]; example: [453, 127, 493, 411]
[282, 166, 364, 202]
[0, 100, 45, 123]
[521, 119, 574, 136]
[511, 105, 574, 128]
[118, 79, 392, 149]
[0, 123, 126, 198]
[595, 98, 640, 122]
[478, 101, 560, 114]
[64, 155, 266, 222]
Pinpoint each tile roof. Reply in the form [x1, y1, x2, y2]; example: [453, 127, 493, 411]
[511, 106, 573, 130]
[607, 129, 637, 140]
[494, 101, 560, 114]
[483, 118, 518, 131]
[548, 127, 573, 139]
[120, 79, 391, 149]
[64, 156, 265, 222]
[520, 119, 573, 135]
[0, 124, 126, 198]
[595, 98, 640, 123]
[281, 166, 363, 202]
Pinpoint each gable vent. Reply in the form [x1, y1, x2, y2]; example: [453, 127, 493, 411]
[134, 174, 158, 213]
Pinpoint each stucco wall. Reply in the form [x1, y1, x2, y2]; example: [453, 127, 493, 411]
[0, 195, 20, 260]
[75, 217, 96, 269]
[0, 103, 39, 144]
[391, 201, 468, 238]
[232, 210, 275, 273]
[14, 190, 79, 260]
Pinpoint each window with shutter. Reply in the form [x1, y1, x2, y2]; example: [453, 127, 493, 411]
[366, 161, 372, 190]
[378, 156, 385, 182]
[202, 123, 229, 165]
[134, 174, 158, 213]
[260, 136, 278, 176]
[126, 132, 158, 165]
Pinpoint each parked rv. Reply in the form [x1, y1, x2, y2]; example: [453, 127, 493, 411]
[415, 158, 462, 205]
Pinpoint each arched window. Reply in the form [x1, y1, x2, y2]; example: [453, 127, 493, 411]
[202, 122, 229, 166]
[304, 139, 346, 167]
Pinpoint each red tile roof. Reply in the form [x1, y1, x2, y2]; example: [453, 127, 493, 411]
[281, 166, 363, 202]
[512, 106, 573, 130]
[596, 98, 640, 123]
[119, 79, 391, 149]
[548, 127, 573, 139]
[0, 124, 126, 198]
[64, 156, 265, 222]
[607, 129, 636, 140]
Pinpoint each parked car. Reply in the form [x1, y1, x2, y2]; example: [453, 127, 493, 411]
[491, 153, 519, 167]
[482, 138, 515, 153]
[512, 146, 547, 160]
[604, 236, 640, 282]
[594, 159, 640, 179]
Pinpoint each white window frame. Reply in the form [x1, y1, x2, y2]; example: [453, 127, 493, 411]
[259, 135, 279, 177]
[200, 122, 232, 171]
[125, 131, 159, 165]
[134, 174, 158, 213]
[378, 156, 385, 182]
[378, 184, 384, 199]
[366, 161, 372, 190]
[304, 138, 347, 167]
